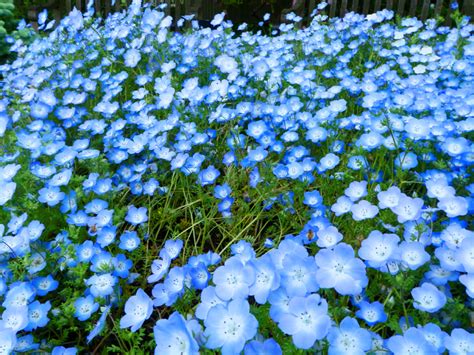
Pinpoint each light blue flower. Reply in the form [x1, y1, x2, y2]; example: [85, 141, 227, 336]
[120, 289, 153, 332]
[154, 312, 199, 355]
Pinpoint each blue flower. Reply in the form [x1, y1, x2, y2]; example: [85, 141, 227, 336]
[125, 205, 148, 225]
[212, 257, 255, 301]
[25, 300, 51, 331]
[119, 231, 140, 252]
[248, 255, 280, 304]
[303, 190, 323, 208]
[160, 239, 183, 260]
[204, 298, 258, 355]
[86, 273, 116, 298]
[315, 243, 368, 295]
[387, 328, 437, 354]
[38, 186, 65, 206]
[198, 165, 220, 186]
[154, 312, 199, 355]
[120, 289, 153, 332]
[277, 294, 331, 349]
[124, 48, 141, 68]
[74, 295, 99, 321]
[244, 338, 282, 355]
[327, 317, 372, 354]
[411, 282, 446, 313]
[355, 301, 387, 326]
[445, 328, 474, 354]
[0, 306, 29, 332]
[87, 306, 110, 343]
[358, 230, 399, 269]
[0, 327, 16, 353]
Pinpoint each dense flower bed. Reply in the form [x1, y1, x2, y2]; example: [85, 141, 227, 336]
[0, 0, 473, 353]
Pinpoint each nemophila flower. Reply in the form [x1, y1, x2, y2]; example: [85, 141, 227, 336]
[351, 200, 379, 221]
[162, 266, 186, 304]
[125, 205, 148, 225]
[358, 230, 399, 268]
[445, 328, 474, 354]
[96, 225, 117, 248]
[316, 226, 343, 248]
[214, 183, 232, 199]
[440, 222, 473, 249]
[38, 186, 65, 206]
[14, 334, 39, 352]
[345, 181, 368, 201]
[456, 237, 474, 273]
[460, 274, 474, 297]
[411, 282, 446, 313]
[215, 54, 238, 75]
[0, 306, 28, 332]
[51, 346, 77, 355]
[316, 243, 368, 295]
[213, 257, 255, 301]
[387, 327, 437, 354]
[86, 273, 116, 298]
[148, 256, 170, 283]
[277, 294, 331, 350]
[417, 323, 448, 353]
[32, 275, 59, 296]
[248, 255, 280, 304]
[154, 312, 199, 355]
[124, 48, 141, 68]
[327, 317, 372, 355]
[441, 137, 470, 157]
[331, 196, 353, 216]
[425, 178, 455, 200]
[355, 301, 387, 326]
[160, 239, 184, 260]
[3, 282, 35, 308]
[303, 190, 323, 208]
[198, 165, 220, 186]
[119, 231, 140, 252]
[377, 186, 402, 209]
[391, 195, 424, 223]
[319, 153, 340, 171]
[244, 338, 282, 355]
[24, 300, 51, 331]
[399, 241, 430, 270]
[195, 286, 226, 321]
[395, 151, 418, 170]
[0, 327, 16, 353]
[347, 156, 368, 170]
[204, 298, 258, 355]
[437, 196, 468, 217]
[0, 181, 16, 206]
[74, 295, 99, 321]
[120, 289, 153, 332]
[189, 263, 210, 290]
[87, 306, 110, 344]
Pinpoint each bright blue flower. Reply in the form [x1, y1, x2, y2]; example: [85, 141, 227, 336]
[25, 300, 51, 331]
[355, 301, 387, 326]
[387, 328, 437, 354]
[399, 241, 430, 270]
[280, 252, 318, 297]
[344, 181, 368, 202]
[38, 186, 65, 206]
[0, 306, 29, 332]
[303, 190, 323, 208]
[74, 295, 99, 321]
[212, 257, 255, 301]
[277, 294, 331, 350]
[316, 226, 343, 248]
[120, 288, 153, 332]
[315, 243, 368, 295]
[154, 311, 199, 355]
[113, 254, 133, 278]
[417, 323, 448, 353]
[204, 298, 258, 355]
[0, 326, 16, 353]
[244, 338, 282, 355]
[189, 263, 210, 290]
[411, 282, 446, 313]
[195, 286, 226, 321]
[51, 346, 77, 355]
[119, 231, 140, 252]
[87, 306, 110, 343]
[125, 205, 148, 225]
[445, 328, 474, 354]
[248, 255, 280, 304]
[32, 275, 58, 296]
[124, 48, 141, 68]
[358, 230, 399, 268]
[160, 239, 183, 260]
[198, 166, 220, 186]
[327, 316, 372, 355]
[86, 273, 116, 298]
[214, 183, 232, 199]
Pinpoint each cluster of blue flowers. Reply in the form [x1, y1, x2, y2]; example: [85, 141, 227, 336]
[0, 0, 473, 352]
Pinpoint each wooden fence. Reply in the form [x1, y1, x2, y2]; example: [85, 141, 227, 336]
[28, 0, 474, 27]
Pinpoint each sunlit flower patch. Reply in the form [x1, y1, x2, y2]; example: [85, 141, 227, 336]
[0, 0, 473, 353]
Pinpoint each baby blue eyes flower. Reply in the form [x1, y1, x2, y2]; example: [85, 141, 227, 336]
[120, 289, 153, 332]
[315, 243, 368, 295]
[316, 226, 343, 248]
[399, 241, 430, 270]
[244, 338, 281, 355]
[277, 294, 331, 350]
[351, 200, 379, 221]
[124, 48, 141, 68]
[86, 273, 116, 298]
[212, 257, 255, 301]
[411, 283, 447, 313]
[438, 196, 468, 218]
[0, 306, 29, 332]
[388, 327, 438, 354]
[154, 312, 199, 355]
[74, 295, 99, 321]
[358, 230, 399, 269]
[327, 317, 372, 354]
[38, 186, 65, 207]
[119, 231, 140, 252]
[160, 239, 183, 260]
[0, 327, 17, 354]
[204, 298, 258, 355]
[344, 181, 368, 202]
[215, 55, 238, 75]
[125, 206, 148, 225]
[303, 190, 323, 208]
[445, 328, 474, 354]
[198, 166, 220, 186]
[355, 301, 387, 326]
[0, 182, 16, 206]
[391, 195, 424, 223]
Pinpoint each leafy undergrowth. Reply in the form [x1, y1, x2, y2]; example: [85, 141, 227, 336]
[0, 1, 473, 354]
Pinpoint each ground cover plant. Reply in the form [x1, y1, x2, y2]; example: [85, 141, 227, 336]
[0, 0, 473, 353]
